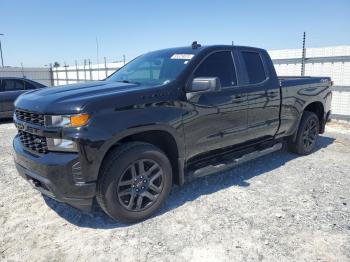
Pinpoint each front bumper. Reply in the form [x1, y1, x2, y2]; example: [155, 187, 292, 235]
[13, 135, 96, 211]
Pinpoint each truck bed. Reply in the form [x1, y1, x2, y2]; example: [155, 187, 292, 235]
[279, 76, 331, 87]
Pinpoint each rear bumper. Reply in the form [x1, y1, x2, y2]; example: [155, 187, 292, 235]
[13, 135, 96, 211]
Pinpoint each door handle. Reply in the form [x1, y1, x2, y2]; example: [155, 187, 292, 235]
[234, 94, 243, 99]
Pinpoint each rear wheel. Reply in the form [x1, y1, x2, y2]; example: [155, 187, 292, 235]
[288, 111, 320, 155]
[96, 142, 172, 223]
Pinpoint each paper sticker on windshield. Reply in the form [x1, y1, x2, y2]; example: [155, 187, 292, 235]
[171, 54, 194, 60]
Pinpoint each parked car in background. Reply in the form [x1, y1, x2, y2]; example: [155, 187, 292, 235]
[0, 77, 46, 119]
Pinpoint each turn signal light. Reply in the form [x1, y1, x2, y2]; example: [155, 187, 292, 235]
[70, 114, 90, 127]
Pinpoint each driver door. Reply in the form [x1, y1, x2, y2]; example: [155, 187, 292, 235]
[182, 50, 249, 160]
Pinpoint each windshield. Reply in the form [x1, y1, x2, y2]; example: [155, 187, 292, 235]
[107, 50, 196, 85]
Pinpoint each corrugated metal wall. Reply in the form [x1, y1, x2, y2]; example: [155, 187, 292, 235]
[1, 45, 349, 120]
[0, 67, 52, 86]
[269, 46, 350, 120]
[52, 61, 124, 86]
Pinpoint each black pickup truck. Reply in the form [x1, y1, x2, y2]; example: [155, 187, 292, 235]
[13, 43, 332, 223]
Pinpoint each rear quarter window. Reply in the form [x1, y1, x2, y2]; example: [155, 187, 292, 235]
[25, 81, 37, 90]
[241, 51, 266, 84]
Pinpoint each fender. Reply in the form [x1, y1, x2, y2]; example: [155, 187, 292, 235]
[96, 123, 186, 185]
[291, 99, 326, 142]
[101, 124, 185, 157]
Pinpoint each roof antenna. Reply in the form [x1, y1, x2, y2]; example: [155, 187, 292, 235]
[192, 41, 201, 49]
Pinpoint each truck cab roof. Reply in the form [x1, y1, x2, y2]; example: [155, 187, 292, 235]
[151, 44, 266, 54]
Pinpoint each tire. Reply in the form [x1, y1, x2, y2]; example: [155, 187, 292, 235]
[287, 111, 320, 155]
[96, 142, 173, 223]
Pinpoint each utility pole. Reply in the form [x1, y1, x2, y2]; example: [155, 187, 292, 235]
[301, 32, 306, 76]
[0, 33, 4, 67]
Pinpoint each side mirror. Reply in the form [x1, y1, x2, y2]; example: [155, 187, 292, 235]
[187, 77, 221, 93]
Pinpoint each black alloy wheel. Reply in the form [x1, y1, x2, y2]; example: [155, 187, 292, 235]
[302, 117, 318, 151]
[287, 111, 320, 155]
[117, 159, 164, 211]
[96, 142, 173, 223]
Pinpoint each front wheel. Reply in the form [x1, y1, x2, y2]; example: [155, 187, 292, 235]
[96, 142, 173, 223]
[287, 111, 320, 155]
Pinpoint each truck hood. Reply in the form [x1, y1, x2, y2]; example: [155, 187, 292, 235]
[15, 81, 155, 114]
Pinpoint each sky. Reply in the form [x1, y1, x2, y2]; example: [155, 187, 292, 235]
[0, 0, 349, 67]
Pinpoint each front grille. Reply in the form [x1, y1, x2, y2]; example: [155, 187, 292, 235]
[18, 130, 48, 154]
[15, 109, 45, 126]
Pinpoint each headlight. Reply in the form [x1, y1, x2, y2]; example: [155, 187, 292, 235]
[47, 114, 90, 127]
[47, 138, 78, 152]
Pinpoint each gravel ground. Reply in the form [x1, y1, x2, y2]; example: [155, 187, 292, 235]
[0, 120, 349, 262]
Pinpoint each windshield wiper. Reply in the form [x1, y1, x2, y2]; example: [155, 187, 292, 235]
[116, 80, 141, 84]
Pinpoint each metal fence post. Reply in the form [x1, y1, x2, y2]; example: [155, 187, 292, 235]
[64, 62, 68, 84]
[83, 59, 87, 81]
[75, 60, 79, 83]
[49, 63, 54, 87]
[301, 32, 306, 76]
[21, 63, 25, 78]
[55, 66, 59, 86]
[104, 57, 108, 78]
[89, 59, 92, 80]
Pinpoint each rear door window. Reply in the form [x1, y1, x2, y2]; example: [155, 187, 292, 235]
[3, 79, 25, 91]
[241, 51, 266, 84]
[194, 51, 237, 87]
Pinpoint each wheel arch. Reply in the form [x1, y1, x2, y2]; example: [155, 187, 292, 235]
[291, 100, 325, 142]
[303, 101, 324, 125]
[98, 125, 185, 186]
